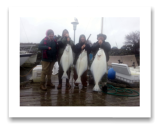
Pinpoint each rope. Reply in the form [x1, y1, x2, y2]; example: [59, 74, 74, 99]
[102, 84, 139, 97]
[20, 66, 36, 77]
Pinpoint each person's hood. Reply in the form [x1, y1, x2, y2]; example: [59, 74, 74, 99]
[79, 34, 86, 44]
[62, 29, 69, 37]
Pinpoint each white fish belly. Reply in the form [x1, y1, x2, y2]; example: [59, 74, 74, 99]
[90, 48, 107, 91]
[60, 45, 73, 73]
[76, 50, 88, 78]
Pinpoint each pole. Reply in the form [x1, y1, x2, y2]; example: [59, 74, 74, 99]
[101, 17, 103, 33]
[74, 30, 75, 44]
[72, 29, 76, 87]
[87, 34, 91, 41]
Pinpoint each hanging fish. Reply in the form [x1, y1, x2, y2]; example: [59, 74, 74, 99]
[90, 48, 107, 91]
[75, 49, 88, 83]
[60, 44, 73, 79]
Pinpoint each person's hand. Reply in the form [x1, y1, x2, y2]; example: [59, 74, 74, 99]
[81, 44, 86, 49]
[48, 47, 52, 50]
[67, 37, 70, 42]
[98, 40, 103, 45]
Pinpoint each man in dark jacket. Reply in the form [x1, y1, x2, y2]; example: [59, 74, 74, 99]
[91, 33, 111, 62]
[91, 34, 111, 82]
[57, 29, 74, 89]
[73, 34, 91, 88]
[39, 29, 58, 91]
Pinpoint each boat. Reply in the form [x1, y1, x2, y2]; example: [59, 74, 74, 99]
[20, 44, 38, 66]
[20, 52, 33, 66]
[111, 63, 140, 84]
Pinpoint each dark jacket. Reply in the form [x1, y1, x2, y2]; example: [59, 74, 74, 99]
[73, 35, 91, 65]
[39, 37, 58, 62]
[57, 29, 74, 60]
[91, 41, 111, 61]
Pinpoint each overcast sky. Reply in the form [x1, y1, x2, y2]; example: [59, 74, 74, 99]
[20, 17, 140, 48]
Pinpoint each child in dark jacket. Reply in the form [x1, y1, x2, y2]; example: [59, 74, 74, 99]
[73, 34, 91, 88]
[57, 29, 74, 89]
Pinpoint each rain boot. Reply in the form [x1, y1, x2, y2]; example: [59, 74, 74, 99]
[40, 82, 47, 91]
[57, 84, 62, 89]
[66, 79, 71, 90]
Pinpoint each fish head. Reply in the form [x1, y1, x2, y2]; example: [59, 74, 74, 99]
[97, 48, 103, 56]
[96, 48, 103, 59]
[65, 44, 70, 52]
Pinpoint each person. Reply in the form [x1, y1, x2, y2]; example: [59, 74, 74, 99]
[91, 33, 111, 82]
[39, 29, 58, 91]
[57, 29, 74, 89]
[73, 34, 91, 88]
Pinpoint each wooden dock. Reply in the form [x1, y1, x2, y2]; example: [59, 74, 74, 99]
[20, 74, 140, 106]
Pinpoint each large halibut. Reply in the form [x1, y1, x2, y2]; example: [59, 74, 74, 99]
[75, 50, 88, 84]
[90, 48, 107, 91]
[60, 44, 73, 79]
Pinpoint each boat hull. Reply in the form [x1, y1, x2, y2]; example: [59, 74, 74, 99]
[20, 54, 33, 66]
[25, 54, 37, 64]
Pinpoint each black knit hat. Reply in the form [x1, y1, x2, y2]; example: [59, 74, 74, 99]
[97, 33, 107, 40]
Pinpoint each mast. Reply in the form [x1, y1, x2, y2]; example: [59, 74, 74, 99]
[101, 17, 103, 33]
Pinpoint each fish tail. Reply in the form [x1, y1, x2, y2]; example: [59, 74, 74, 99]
[93, 83, 101, 92]
[75, 77, 81, 84]
[62, 72, 68, 79]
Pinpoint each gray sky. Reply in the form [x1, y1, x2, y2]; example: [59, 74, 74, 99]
[20, 17, 140, 48]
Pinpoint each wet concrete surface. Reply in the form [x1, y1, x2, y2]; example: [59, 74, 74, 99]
[20, 74, 140, 106]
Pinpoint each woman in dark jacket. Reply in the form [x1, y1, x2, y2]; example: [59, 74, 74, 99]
[73, 34, 91, 88]
[39, 29, 58, 91]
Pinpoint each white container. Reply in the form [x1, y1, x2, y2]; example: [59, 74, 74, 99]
[111, 63, 140, 84]
[32, 62, 59, 82]
[32, 65, 42, 82]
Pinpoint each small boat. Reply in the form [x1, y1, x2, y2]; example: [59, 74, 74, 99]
[20, 44, 38, 66]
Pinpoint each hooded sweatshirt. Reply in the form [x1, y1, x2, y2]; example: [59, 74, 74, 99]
[57, 29, 74, 60]
[73, 34, 91, 65]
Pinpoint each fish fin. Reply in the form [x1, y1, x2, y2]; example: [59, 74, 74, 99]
[62, 72, 68, 79]
[75, 78, 81, 84]
[93, 84, 101, 92]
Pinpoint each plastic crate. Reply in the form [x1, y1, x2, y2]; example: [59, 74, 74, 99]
[32, 62, 59, 82]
